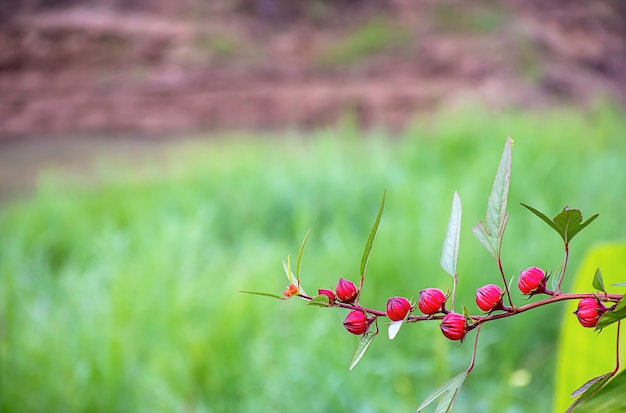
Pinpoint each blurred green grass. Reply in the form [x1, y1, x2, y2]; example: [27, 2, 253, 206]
[1, 104, 626, 412]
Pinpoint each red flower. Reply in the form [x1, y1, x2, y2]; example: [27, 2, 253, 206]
[575, 297, 606, 328]
[386, 296, 413, 321]
[418, 288, 446, 315]
[318, 289, 336, 305]
[518, 267, 547, 295]
[343, 310, 372, 335]
[440, 312, 467, 341]
[336, 277, 358, 303]
[475, 284, 503, 312]
[283, 283, 299, 298]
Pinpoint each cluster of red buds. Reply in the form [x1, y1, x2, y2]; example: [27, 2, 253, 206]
[243, 137, 625, 412]
[331, 264, 604, 342]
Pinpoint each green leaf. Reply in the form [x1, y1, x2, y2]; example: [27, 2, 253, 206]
[349, 329, 377, 371]
[360, 190, 386, 285]
[552, 208, 599, 244]
[462, 305, 471, 322]
[471, 222, 497, 259]
[611, 282, 626, 287]
[571, 373, 612, 398]
[296, 229, 312, 285]
[548, 268, 560, 292]
[592, 268, 606, 294]
[388, 319, 406, 340]
[566, 373, 613, 412]
[283, 257, 307, 295]
[521, 203, 560, 233]
[570, 369, 626, 412]
[473, 137, 512, 258]
[417, 371, 468, 412]
[238, 290, 284, 300]
[486, 136, 512, 239]
[597, 295, 626, 329]
[440, 192, 462, 277]
[521, 204, 599, 245]
[283, 258, 295, 285]
[307, 294, 331, 307]
[553, 243, 626, 412]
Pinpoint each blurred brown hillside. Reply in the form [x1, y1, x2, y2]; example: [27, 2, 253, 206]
[1, 0, 625, 139]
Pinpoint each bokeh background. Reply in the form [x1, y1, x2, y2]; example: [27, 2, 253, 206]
[1, 1, 626, 412]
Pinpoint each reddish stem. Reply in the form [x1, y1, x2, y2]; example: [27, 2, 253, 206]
[613, 321, 621, 375]
[298, 292, 623, 325]
[497, 256, 515, 309]
[556, 242, 569, 295]
[467, 324, 481, 373]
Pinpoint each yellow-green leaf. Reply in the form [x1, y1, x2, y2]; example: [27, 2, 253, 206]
[553, 243, 626, 412]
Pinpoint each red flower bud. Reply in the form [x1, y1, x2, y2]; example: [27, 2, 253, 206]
[418, 288, 446, 315]
[343, 310, 372, 335]
[475, 284, 503, 312]
[386, 296, 413, 321]
[318, 289, 336, 305]
[518, 267, 547, 295]
[283, 283, 298, 298]
[575, 297, 606, 328]
[440, 312, 467, 341]
[336, 277, 358, 303]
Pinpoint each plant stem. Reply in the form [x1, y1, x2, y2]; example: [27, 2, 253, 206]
[613, 321, 621, 375]
[467, 324, 481, 373]
[299, 292, 623, 325]
[556, 242, 569, 295]
[451, 273, 458, 312]
[469, 293, 623, 327]
[497, 256, 515, 309]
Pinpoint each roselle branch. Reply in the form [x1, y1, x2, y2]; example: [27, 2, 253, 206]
[467, 292, 623, 330]
[244, 138, 626, 412]
[298, 291, 624, 327]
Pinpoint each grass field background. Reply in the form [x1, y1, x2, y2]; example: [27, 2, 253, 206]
[1, 104, 625, 412]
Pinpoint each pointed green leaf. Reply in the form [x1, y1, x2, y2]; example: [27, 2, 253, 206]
[486, 136, 512, 239]
[522, 204, 599, 245]
[571, 372, 613, 398]
[472, 222, 497, 259]
[553, 243, 626, 412]
[435, 384, 463, 413]
[549, 268, 560, 292]
[349, 330, 377, 371]
[307, 294, 331, 307]
[552, 208, 599, 244]
[498, 213, 509, 241]
[296, 229, 312, 284]
[566, 373, 613, 413]
[508, 275, 516, 292]
[360, 190, 386, 285]
[283, 257, 306, 295]
[521, 203, 560, 233]
[569, 369, 626, 412]
[388, 320, 404, 340]
[462, 305, 471, 322]
[577, 213, 599, 239]
[592, 268, 606, 294]
[283, 258, 295, 285]
[417, 371, 468, 412]
[441, 192, 462, 277]
[597, 295, 626, 329]
[553, 208, 583, 242]
[238, 290, 284, 300]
